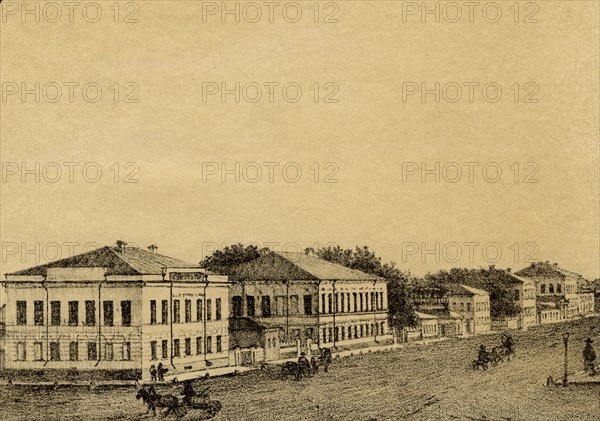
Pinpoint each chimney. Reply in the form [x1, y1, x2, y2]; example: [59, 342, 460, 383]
[553, 262, 558, 267]
[115, 240, 127, 252]
[147, 244, 158, 253]
[489, 265, 495, 271]
[507, 268, 511, 273]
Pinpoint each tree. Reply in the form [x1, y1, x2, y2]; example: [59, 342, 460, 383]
[307, 245, 417, 329]
[424, 267, 520, 318]
[199, 243, 267, 275]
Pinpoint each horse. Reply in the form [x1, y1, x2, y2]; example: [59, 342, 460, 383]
[136, 388, 186, 417]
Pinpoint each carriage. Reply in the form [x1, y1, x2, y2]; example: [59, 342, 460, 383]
[136, 387, 222, 419]
[280, 360, 314, 380]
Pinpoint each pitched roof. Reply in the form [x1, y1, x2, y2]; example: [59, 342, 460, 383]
[230, 251, 382, 282]
[516, 262, 584, 279]
[442, 283, 487, 296]
[460, 284, 489, 296]
[6, 246, 198, 276]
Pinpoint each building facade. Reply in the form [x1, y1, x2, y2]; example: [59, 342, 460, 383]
[445, 284, 491, 334]
[229, 251, 391, 357]
[2, 243, 230, 380]
[516, 261, 595, 321]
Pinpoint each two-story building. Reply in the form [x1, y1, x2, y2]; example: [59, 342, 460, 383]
[516, 261, 595, 322]
[2, 242, 231, 381]
[445, 284, 491, 334]
[229, 251, 391, 357]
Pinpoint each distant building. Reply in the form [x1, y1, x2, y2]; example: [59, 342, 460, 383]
[229, 251, 391, 356]
[2, 242, 231, 380]
[412, 285, 464, 339]
[516, 261, 595, 322]
[445, 284, 491, 334]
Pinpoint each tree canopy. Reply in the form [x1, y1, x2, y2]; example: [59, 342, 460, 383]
[199, 243, 267, 275]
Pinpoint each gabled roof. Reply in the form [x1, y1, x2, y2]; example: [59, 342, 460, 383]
[230, 251, 383, 282]
[443, 283, 488, 296]
[516, 262, 584, 280]
[6, 246, 198, 276]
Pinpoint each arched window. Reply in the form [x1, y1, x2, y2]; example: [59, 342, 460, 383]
[557, 284, 562, 293]
[541, 284, 546, 294]
[549, 284, 555, 294]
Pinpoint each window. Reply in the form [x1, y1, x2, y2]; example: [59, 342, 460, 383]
[216, 336, 222, 353]
[196, 337, 202, 354]
[104, 343, 114, 361]
[549, 284, 555, 294]
[173, 300, 181, 323]
[16, 301, 27, 325]
[34, 301, 44, 326]
[69, 342, 79, 361]
[335, 293, 339, 312]
[123, 342, 131, 361]
[185, 300, 192, 323]
[322, 328, 327, 342]
[68, 301, 79, 326]
[103, 301, 113, 326]
[215, 298, 221, 320]
[260, 297, 270, 317]
[50, 342, 60, 361]
[341, 326, 346, 340]
[275, 296, 285, 316]
[514, 290, 520, 301]
[359, 294, 364, 312]
[304, 295, 313, 315]
[321, 294, 326, 314]
[161, 300, 168, 324]
[290, 295, 299, 314]
[185, 338, 191, 356]
[85, 300, 96, 326]
[557, 284, 562, 294]
[327, 294, 333, 313]
[51, 301, 61, 326]
[150, 341, 157, 360]
[353, 293, 357, 312]
[466, 303, 471, 312]
[341, 294, 345, 313]
[121, 301, 131, 326]
[460, 302, 465, 311]
[232, 296, 243, 317]
[379, 292, 384, 310]
[150, 300, 157, 325]
[541, 284, 546, 294]
[206, 299, 212, 321]
[354, 325, 358, 338]
[206, 336, 212, 353]
[161, 340, 168, 359]
[360, 325, 364, 337]
[17, 342, 26, 361]
[87, 342, 97, 360]
[334, 327, 339, 341]
[197, 299, 203, 321]
[371, 292, 375, 311]
[246, 296, 255, 317]
[173, 339, 180, 357]
[34, 341, 43, 361]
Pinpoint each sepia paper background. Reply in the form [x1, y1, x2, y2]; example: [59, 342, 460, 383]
[1, 0, 598, 279]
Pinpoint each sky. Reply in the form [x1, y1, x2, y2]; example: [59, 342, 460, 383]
[1, 1, 598, 280]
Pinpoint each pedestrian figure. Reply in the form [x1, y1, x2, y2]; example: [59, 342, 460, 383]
[583, 337, 596, 375]
[157, 362, 167, 382]
[150, 364, 157, 382]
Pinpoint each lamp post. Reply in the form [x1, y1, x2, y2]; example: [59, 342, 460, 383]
[562, 331, 569, 387]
